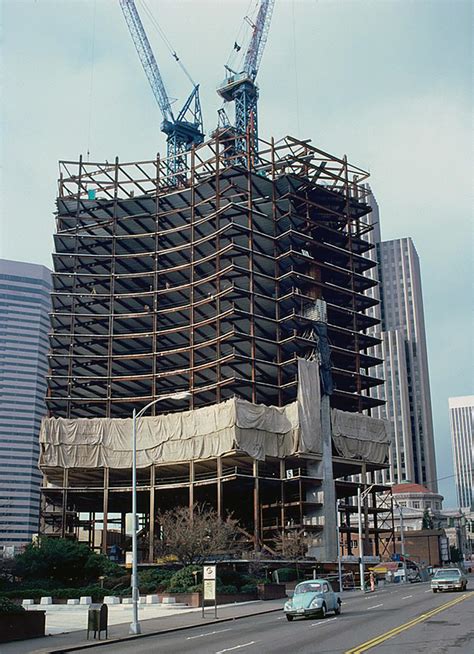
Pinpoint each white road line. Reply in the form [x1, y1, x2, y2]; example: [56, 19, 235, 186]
[187, 628, 232, 640]
[425, 589, 433, 593]
[365, 595, 378, 600]
[366, 603, 384, 610]
[310, 617, 338, 627]
[402, 595, 413, 600]
[276, 616, 285, 620]
[215, 642, 257, 653]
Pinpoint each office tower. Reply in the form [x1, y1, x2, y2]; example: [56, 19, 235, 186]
[377, 238, 438, 491]
[39, 134, 391, 560]
[449, 396, 473, 510]
[0, 259, 51, 550]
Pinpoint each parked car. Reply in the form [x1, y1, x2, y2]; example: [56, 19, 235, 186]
[431, 568, 468, 593]
[283, 579, 341, 621]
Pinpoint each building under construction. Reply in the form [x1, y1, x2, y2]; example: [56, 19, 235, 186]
[40, 131, 394, 562]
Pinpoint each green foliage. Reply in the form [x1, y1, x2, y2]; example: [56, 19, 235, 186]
[167, 565, 201, 593]
[138, 568, 173, 592]
[274, 567, 298, 582]
[422, 509, 434, 530]
[450, 545, 462, 563]
[0, 597, 25, 614]
[14, 538, 120, 586]
[218, 584, 238, 594]
[240, 583, 257, 594]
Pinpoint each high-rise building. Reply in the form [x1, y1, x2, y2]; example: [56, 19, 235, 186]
[0, 259, 51, 551]
[449, 396, 473, 510]
[39, 134, 393, 561]
[376, 238, 438, 491]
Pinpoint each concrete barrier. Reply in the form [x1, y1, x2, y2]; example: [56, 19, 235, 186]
[40, 597, 52, 605]
[104, 596, 121, 605]
[79, 596, 92, 605]
[22, 599, 35, 606]
[162, 597, 176, 604]
[122, 597, 133, 604]
[146, 594, 160, 604]
[67, 599, 80, 605]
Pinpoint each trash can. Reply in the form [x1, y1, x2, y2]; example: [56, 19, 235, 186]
[87, 603, 108, 640]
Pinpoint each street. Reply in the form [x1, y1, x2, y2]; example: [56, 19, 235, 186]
[72, 576, 474, 654]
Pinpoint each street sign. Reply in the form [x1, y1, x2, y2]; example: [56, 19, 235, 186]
[202, 565, 217, 619]
[203, 579, 216, 600]
[203, 565, 216, 580]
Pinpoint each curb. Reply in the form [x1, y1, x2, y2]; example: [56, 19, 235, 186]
[34, 606, 283, 654]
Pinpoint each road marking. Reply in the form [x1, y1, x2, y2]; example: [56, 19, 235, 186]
[366, 603, 384, 610]
[425, 589, 433, 593]
[345, 593, 471, 653]
[310, 617, 338, 626]
[365, 595, 378, 600]
[401, 595, 413, 599]
[187, 628, 232, 640]
[216, 642, 257, 653]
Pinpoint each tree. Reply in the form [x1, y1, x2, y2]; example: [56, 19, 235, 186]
[14, 538, 120, 585]
[449, 545, 462, 563]
[274, 530, 312, 559]
[155, 504, 240, 566]
[422, 509, 434, 530]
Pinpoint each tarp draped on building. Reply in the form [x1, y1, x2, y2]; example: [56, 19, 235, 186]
[331, 409, 390, 465]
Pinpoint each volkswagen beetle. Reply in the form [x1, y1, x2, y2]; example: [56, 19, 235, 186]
[283, 579, 341, 621]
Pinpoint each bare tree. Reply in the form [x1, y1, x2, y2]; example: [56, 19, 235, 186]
[274, 529, 311, 559]
[155, 504, 240, 566]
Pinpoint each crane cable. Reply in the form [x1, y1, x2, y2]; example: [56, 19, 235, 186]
[138, 0, 196, 88]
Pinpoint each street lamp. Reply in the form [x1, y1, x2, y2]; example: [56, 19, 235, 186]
[357, 483, 376, 593]
[129, 391, 191, 635]
[393, 500, 408, 584]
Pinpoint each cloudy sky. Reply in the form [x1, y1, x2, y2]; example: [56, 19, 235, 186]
[1, 0, 472, 506]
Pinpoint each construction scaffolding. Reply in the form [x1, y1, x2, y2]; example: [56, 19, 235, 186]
[42, 130, 392, 560]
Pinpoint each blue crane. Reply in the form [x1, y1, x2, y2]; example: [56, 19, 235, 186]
[119, 0, 203, 180]
[217, 0, 275, 158]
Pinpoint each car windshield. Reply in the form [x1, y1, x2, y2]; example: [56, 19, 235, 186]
[295, 582, 323, 594]
[434, 569, 460, 578]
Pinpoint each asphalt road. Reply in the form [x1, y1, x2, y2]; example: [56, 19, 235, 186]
[73, 577, 474, 654]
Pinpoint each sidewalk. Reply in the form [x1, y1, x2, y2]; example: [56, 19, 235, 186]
[0, 599, 284, 654]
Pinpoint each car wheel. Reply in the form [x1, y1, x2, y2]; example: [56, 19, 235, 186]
[286, 615, 293, 622]
[334, 601, 341, 616]
[319, 604, 326, 619]
[432, 589, 437, 593]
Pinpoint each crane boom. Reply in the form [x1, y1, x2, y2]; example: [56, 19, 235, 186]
[119, 0, 174, 124]
[217, 0, 275, 160]
[244, 0, 275, 80]
[119, 0, 204, 183]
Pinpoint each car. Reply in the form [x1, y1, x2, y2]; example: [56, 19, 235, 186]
[283, 579, 341, 621]
[431, 568, 468, 593]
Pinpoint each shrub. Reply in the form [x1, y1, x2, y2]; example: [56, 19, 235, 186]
[138, 568, 173, 591]
[275, 567, 298, 582]
[218, 584, 238, 594]
[240, 583, 257, 594]
[0, 597, 25, 614]
[14, 538, 116, 586]
[167, 565, 201, 593]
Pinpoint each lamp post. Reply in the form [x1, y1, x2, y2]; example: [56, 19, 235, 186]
[393, 500, 408, 584]
[357, 483, 376, 593]
[129, 391, 191, 635]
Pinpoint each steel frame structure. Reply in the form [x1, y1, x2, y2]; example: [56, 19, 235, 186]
[42, 131, 392, 558]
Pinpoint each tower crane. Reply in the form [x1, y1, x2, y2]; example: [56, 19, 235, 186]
[217, 0, 275, 157]
[119, 0, 203, 180]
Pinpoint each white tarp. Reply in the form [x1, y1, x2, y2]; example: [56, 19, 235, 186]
[40, 398, 299, 469]
[331, 409, 390, 465]
[297, 358, 322, 454]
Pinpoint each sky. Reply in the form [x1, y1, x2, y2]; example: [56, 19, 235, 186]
[1, 0, 472, 507]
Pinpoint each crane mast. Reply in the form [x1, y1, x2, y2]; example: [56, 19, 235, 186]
[119, 0, 203, 180]
[217, 0, 275, 158]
